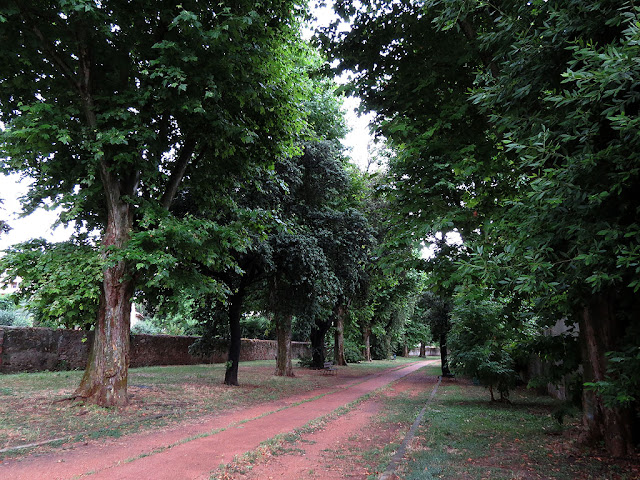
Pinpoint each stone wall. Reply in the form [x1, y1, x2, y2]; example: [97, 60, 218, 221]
[408, 346, 441, 357]
[0, 326, 310, 373]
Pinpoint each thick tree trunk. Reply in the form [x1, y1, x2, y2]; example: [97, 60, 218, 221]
[363, 324, 372, 362]
[402, 343, 409, 357]
[310, 318, 330, 369]
[224, 285, 246, 386]
[275, 314, 294, 377]
[419, 342, 426, 358]
[579, 292, 633, 456]
[334, 304, 347, 366]
[75, 200, 134, 407]
[440, 333, 452, 377]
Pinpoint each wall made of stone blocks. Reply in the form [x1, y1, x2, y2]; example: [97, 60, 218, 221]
[0, 326, 310, 373]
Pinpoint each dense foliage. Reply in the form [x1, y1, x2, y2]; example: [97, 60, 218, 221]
[0, 0, 310, 406]
[3, 0, 637, 459]
[325, 0, 640, 455]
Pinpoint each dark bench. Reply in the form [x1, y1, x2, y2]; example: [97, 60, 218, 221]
[323, 361, 337, 375]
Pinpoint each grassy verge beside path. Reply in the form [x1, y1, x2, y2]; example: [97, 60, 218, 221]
[372, 367, 639, 480]
[0, 357, 417, 460]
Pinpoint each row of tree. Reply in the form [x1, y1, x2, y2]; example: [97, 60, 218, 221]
[3, 0, 636, 459]
[323, 0, 639, 456]
[0, 0, 436, 408]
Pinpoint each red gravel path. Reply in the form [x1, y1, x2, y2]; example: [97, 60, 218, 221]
[2, 360, 436, 480]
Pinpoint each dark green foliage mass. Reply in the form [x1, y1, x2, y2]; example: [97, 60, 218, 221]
[0, 239, 102, 329]
[325, 0, 640, 455]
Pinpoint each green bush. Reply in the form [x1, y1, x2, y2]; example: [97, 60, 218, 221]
[131, 320, 162, 335]
[0, 308, 32, 327]
[241, 314, 273, 340]
[0, 295, 32, 327]
[344, 337, 363, 363]
[297, 352, 313, 367]
[449, 295, 519, 401]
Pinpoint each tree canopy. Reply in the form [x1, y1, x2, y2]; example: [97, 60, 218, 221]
[324, 0, 640, 456]
[1, 0, 638, 458]
[0, 0, 310, 406]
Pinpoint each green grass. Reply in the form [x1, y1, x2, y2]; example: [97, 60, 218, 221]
[369, 376, 636, 480]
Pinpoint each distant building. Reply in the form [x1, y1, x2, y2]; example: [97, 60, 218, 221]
[0, 276, 20, 294]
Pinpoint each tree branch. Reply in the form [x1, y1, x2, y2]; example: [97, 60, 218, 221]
[458, 19, 499, 78]
[19, 10, 82, 96]
[160, 138, 198, 210]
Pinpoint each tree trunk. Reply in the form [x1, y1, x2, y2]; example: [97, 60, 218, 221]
[440, 333, 452, 377]
[310, 318, 330, 369]
[402, 343, 409, 357]
[363, 324, 372, 362]
[275, 313, 294, 376]
[579, 292, 633, 456]
[224, 285, 246, 386]
[334, 304, 347, 366]
[419, 342, 426, 358]
[75, 200, 134, 407]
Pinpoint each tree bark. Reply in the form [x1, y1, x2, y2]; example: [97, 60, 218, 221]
[440, 333, 452, 377]
[333, 304, 347, 366]
[579, 292, 633, 456]
[310, 318, 331, 369]
[224, 284, 246, 386]
[362, 324, 372, 362]
[275, 313, 294, 377]
[75, 199, 134, 406]
[402, 343, 409, 357]
[419, 342, 426, 358]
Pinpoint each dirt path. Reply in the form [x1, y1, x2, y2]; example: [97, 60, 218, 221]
[2, 360, 438, 480]
[234, 362, 441, 480]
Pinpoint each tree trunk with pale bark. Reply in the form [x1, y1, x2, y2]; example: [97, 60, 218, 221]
[275, 313, 294, 376]
[75, 199, 134, 406]
[440, 333, 452, 377]
[334, 304, 347, 366]
[363, 324, 372, 362]
[579, 292, 633, 457]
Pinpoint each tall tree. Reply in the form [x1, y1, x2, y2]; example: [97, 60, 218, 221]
[326, 0, 640, 455]
[187, 63, 354, 384]
[0, 0, 305, 406]
[429, 0, 640, 455]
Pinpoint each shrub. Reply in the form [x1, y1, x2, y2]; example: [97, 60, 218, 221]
[449, 295, 519, 401]
[131, 320, 162, 335]
[0, 309, 32, 327]
[344, 337, 363, 363]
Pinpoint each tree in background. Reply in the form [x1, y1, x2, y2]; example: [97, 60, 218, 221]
[416, 291, 452, 377]
[321, 0, 496, 366]
[0, 0, 307, 406]
[0, 293, 31, 327]
[187, 63, 361, 382]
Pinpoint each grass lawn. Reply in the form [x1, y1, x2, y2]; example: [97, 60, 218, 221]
[372, 365, 639, 480]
